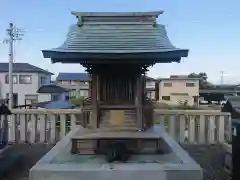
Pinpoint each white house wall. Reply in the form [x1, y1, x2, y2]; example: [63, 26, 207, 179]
[0, 72, 52, 106]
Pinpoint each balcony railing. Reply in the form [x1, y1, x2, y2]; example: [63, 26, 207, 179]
[0, 109, 231, 144]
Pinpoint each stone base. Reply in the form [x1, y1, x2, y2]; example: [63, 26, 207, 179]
[222, 142, 232, 173]
[29, 125, 203, 180]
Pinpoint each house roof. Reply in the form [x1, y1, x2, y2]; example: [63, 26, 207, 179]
[39, 100, 75, 109]
[222, 96, 240, 118]
[37, 84, 70, 93]
[157, 77, 201, 81]
[145, 76, 156, 81]
[56, 73, 89, 81]
[0, 63, 53, 75]
[224, 96, 240, 108]
[42, 11, 188, 63]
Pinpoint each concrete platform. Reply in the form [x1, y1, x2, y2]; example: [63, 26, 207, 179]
[29, 125, 203, 180]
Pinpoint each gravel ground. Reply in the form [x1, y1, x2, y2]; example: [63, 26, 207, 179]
[1, 144, 232, 180]
[181, 144, 232, 180]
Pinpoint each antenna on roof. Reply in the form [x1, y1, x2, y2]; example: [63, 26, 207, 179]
[2, 23, 24, 109]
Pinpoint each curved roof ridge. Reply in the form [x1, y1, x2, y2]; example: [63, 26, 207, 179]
[71, 11, 164, 17]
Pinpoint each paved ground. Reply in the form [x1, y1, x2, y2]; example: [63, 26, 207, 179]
[1, 144, 232, 180]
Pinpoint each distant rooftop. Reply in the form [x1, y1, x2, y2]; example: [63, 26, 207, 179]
[145, 76, 156, 81]
[37, 84, 70, 94]
[157, 77, 201, 81]
[170, 75, 189, 78]
[56, 73, 90, 81]
[0, 63, 53, 75]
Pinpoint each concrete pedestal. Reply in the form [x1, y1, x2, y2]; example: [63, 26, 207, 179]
[222, 142, 232, 173]
[29, 125, 203, 180]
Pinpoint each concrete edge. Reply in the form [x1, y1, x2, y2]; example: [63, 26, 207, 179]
[31, 125, 202, 173]
[160, 126, 202, 171]
[30, 125, 83, 171]
[222, 142, 232, 154]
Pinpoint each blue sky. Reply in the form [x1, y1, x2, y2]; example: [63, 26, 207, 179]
[0, 0, 239, 84]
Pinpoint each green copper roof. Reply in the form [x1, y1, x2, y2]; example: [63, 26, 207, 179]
[42, 11, 188, 63]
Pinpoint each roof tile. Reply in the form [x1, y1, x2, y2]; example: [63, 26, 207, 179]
[0, 63, 53, 75]
[56, 73, 89, 81]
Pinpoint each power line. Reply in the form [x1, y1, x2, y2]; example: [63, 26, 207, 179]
[3, 23, 24, 108]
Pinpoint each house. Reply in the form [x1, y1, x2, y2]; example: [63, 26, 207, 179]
[145, 76, 156, 100]
[37, 84, 70, 101]
[157, 76, 200, 106]
[55, 73, 90, 98]
[0, 63, 53, 106]
[36, 84, 75, 109]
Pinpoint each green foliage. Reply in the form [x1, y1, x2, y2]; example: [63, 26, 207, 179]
[154, 101, 199, 110]
[178, 100, 188, 107]
[188, 72, 215, 89]
[69, 96, 85, 106]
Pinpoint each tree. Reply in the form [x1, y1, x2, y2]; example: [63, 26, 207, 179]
[69, 96, 85, 106]
[188, 72, 215, 89]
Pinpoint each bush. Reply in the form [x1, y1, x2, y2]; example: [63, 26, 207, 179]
[69, 96, 85, 106]
[153, 101, 199, 110]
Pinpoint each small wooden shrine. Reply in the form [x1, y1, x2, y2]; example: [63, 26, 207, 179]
[42, 11, 188, 160]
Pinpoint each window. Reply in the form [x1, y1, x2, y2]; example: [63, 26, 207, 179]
[69, 90, 76, 97]
[162, 96, 170, 101]
[52, 94, 59, 101]
[79, 81, 88, 85]
[25, 94, 38, 105]
[5, 75, 18, 84]
[147, 91, 152, 99]
[146, 81, 155, 88]
[65, 96, 70, 100]
[19, 75, 32, 84]
[186, 82, 195, 87]
[40, 76, 47, 85]
[163, 82, 172, 87]
[80, 90, 88, 97]
[70, 80, 75, 85]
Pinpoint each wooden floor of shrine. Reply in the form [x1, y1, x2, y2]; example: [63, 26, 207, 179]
[1, 144, 231, 180]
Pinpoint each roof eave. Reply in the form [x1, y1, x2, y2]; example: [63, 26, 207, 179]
[0, 70, 54, 75]
[42, 49, 188, 64]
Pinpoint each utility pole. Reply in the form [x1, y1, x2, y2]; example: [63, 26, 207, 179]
[220, 71, 224, 85]
[3, 23, 24, 108]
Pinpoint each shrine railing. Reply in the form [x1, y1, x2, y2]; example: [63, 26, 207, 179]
[0, 109, 231, 144]
[155, 109, 231, 144]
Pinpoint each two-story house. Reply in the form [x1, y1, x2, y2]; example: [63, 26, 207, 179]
[157, 76, 200, 106]
[56, 73, 90, 98]
[0, 63, 53, 106]
[145, 76, 156, 100]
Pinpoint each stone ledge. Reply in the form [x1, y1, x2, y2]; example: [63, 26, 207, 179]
[222, 142, 232, 174]
[29, 125, 203, 180]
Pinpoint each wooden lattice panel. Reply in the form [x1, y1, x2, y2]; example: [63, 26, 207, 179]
[75, 140, 96, 155]
[100, 110, 137, 129]
[109, 110, 125, 126]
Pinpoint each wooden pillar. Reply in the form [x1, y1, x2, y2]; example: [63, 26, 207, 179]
[135, 75, 143, 130]
[91, 74, 98, 128]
